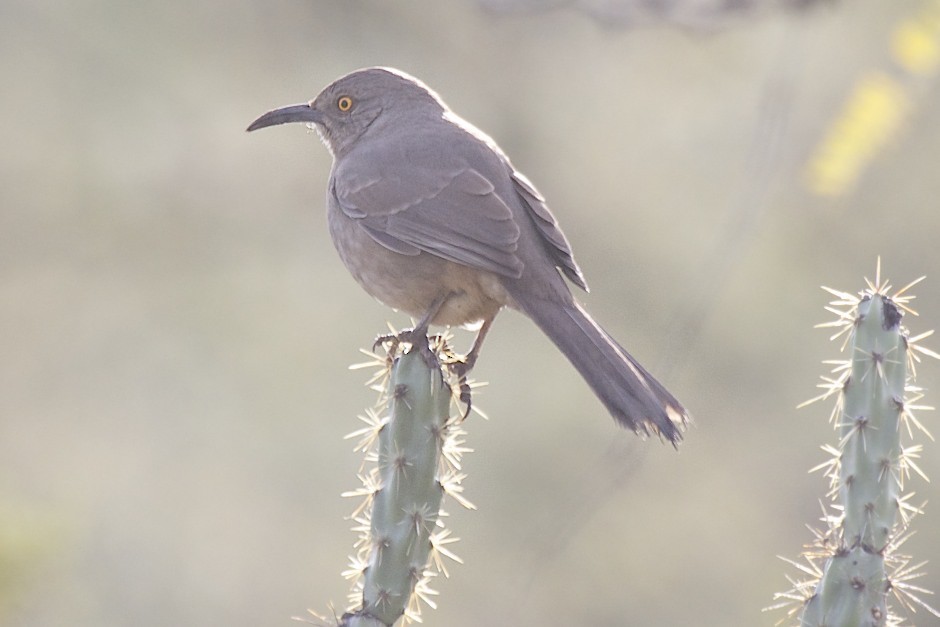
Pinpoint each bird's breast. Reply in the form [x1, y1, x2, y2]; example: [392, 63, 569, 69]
[326, 198, 510, 327]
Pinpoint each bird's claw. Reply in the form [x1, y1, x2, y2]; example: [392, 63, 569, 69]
[373, 328, 439, 368]
[373, 329, 477, 420]
[446, 357, 476, 420]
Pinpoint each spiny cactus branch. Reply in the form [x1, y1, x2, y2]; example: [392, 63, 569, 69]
[768, 261, 938, 626]
[335, 332, 475, 626]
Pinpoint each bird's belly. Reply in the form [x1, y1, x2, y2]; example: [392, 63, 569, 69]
[328, 211, 509, 327]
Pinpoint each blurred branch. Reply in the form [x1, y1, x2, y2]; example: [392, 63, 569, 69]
[507, 20, 805, 622]
[659, 16, 802, 377]
[474, 0, 829, 29]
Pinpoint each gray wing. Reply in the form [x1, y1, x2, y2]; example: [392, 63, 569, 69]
[511, 171, 588, 292]
[333, 160, 525, 279]
[333, 139, 588, 291]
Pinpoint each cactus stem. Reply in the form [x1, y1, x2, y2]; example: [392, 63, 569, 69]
[768, 263, 939, 625]
[329, 333, 476, 626]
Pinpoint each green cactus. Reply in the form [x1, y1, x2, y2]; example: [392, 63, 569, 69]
[801, 292, 905, 627]
[338, 336, 472, 627]
[770, 265, 939, 626]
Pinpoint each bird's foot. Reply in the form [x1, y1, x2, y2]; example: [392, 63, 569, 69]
[445, 354, 478, 420]
[372, 329, 477, 420]
[372, 328, 439, 369]
[446, 353, 476, 380]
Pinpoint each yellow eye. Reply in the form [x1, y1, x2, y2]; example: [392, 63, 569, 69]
[337, 96, 353, 112]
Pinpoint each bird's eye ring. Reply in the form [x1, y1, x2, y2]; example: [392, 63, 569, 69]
[337, 96, 353, 112]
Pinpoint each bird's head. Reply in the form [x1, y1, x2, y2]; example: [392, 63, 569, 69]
[247, 67, 444, 156]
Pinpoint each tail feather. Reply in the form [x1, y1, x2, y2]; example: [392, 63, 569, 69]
[518, 298, 688, 444]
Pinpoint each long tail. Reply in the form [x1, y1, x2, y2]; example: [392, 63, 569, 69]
[518, 298, 688, 444]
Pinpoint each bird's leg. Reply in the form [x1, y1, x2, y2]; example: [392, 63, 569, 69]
[406, 294, 447, 367]
[373, 292, 452, 366]
[448, 316, 494, 418]
[451, 316, 493, 377]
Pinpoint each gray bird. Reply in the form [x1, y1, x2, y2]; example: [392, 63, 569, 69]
[247, 67, 687, 443]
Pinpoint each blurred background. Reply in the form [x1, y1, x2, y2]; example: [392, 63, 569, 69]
[2, 1, 940, 625]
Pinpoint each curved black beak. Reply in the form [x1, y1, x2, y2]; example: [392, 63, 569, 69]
[246, 103, 324, 132]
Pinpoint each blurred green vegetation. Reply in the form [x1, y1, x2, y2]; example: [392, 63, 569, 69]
[1, 1, 939, 626]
